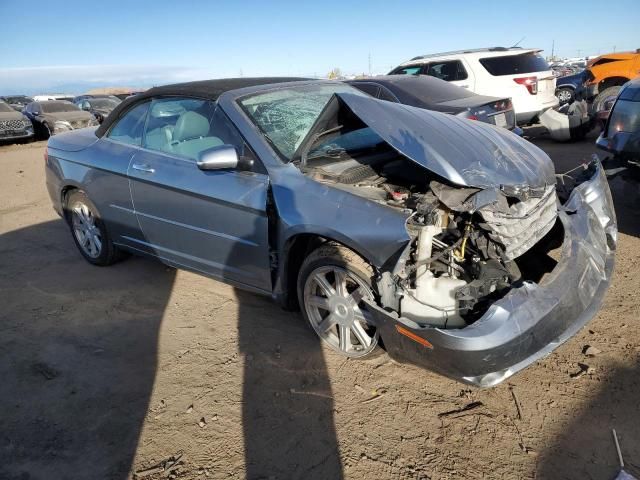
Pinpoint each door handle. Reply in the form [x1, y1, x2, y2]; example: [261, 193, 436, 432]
[459, 84, 469, 88]
[132, 163, 155, 174]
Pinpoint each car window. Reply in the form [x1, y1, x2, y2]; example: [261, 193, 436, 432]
[425, 61, 468, 81]
[377, 86, 399, 102]
[352, 82, 380, 97]
[479, 53, 550, 76]
[607, 100, 640, 136]
[389, 65, 424, 75]
[108, 101, 150, 146]
[238, 83, 367, 161]
[143, 97, 257, 165]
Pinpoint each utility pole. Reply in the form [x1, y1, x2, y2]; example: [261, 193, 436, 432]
[551, 39, 555, 60]
[368, 52, 372, 76]
[613, 45, 616, 52]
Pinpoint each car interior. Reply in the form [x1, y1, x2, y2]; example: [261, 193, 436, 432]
[144, 99, 223, 160]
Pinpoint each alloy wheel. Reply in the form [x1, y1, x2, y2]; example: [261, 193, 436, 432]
[303, 265, 378, 357]
[557, 89, 572, 104]
[71, 203, 102, 258]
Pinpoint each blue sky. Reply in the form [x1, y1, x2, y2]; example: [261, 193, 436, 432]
[0, 0, 638, 94]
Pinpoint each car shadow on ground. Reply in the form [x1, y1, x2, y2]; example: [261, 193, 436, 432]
[236, 289, 343, 479]
[232, 204, 343, 479]
[536, 362, 640, 479]
[0, 218, 344, 479]
[0, 219, 176, 479]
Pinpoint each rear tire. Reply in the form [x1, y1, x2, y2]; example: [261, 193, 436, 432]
[66, 191, 123, 266]
[297, 242, 382, 359]
[556, 87, 575, 105]
[593, 86, 622, 113]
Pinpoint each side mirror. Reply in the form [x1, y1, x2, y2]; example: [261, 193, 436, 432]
[197, 144, 241, 171]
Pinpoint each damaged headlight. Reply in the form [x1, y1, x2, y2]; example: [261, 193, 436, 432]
[53, 120, 73, 134]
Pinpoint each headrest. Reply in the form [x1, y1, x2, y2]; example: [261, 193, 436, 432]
[172, 111, 210, 143]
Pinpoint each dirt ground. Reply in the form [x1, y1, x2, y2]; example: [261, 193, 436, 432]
[0, 129, 639, 480]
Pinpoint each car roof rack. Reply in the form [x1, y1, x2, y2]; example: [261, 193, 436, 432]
[409, 46, 523, 61]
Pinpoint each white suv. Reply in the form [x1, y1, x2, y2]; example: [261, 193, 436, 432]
[389, 47, 558, 125]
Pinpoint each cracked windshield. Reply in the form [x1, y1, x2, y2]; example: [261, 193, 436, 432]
[239, 83, 365, 160]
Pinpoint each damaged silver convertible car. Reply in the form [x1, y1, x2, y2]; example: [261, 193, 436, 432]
[45, 79, 617, 387]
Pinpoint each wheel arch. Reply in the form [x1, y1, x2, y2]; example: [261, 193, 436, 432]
[275, 231, 384, 310]
[599, 76, 630, 91]
[60, 183, 83, 221]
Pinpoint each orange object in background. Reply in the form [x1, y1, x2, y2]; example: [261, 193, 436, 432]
[586, 50, 640, 109]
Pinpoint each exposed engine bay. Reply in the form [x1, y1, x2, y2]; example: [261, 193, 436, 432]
[298, 126, 560, 329]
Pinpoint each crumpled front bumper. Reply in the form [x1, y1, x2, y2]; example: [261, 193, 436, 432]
[366, 162, 617, 387]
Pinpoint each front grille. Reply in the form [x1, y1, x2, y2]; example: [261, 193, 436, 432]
[0, 119, 27, 130]
[479, 186, 558, 260]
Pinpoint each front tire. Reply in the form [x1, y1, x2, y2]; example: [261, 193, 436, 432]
[66, 191, 122, 266]
[297, 242, 381, 358]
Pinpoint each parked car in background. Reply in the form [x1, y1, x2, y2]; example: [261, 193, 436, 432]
[0, 95, 34, 112]
[551, 65, 574, 78]
[73, 96, 121, 124]
[586, 50, 640, 110]
[45, 78, 615, 387]
[597, 77, 640, 167]
[23, 100, 98, 138]
[347, 75, 521, 133]
[555, 70, 588, 105]
[389, 47, 558, 125]
[0, 100, 34, 142]
[73, 94, 121, 103]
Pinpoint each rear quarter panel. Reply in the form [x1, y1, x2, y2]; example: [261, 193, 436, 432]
[47, 136, 141, 244]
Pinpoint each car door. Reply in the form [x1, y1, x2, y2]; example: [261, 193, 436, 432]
[98, 99, 153, 253]
[128, 96, 272, 292]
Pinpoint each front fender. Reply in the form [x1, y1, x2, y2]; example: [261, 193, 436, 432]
[270, 169, 410, 269]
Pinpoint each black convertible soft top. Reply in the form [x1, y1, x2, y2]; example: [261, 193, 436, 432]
[95, 77, 309, 137]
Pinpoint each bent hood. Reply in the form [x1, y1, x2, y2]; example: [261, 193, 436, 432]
[0, 110, 25, 121]
[335, 93, 555, 189]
